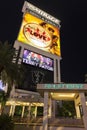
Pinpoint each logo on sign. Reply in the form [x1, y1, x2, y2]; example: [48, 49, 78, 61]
[23, 23, 52, 48]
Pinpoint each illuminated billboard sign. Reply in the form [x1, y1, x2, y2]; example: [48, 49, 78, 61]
[22, 1, 60, 27]
[37, 83, 87, 92]
[22, 49, 54, 71]
[17, 12, 61, 56]
[44, 84, 84, 89]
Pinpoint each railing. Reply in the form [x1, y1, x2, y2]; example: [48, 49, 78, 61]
[48, 117, 84, 127]
[13, 116, 84, 127]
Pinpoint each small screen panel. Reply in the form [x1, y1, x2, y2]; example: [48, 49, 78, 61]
[22, 49, 54, 71]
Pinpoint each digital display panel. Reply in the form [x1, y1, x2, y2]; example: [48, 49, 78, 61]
[22, 49, 54, 71]
[17, 12, 61, 56]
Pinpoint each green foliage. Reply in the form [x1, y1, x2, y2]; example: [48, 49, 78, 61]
[0, 91, 7, 114]
[0, 41, 26, 114]
[0, 41, 15, 72]
[0, 114, 14, 130]
[0, 41, 25, 93]
[23, 106, 29, 117]
[84, 74, 87, 83]
[37, 107, 43, 116]
[14, 106, 22, 116]
[58, 101, 76, 118]
[0, 91, 7, 103]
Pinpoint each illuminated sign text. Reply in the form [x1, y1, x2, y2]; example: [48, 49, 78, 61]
[44, 84, 84, 89]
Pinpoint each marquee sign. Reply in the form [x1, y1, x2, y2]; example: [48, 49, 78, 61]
[23, 23, 51, 48]
[17, 1, 61, 56]
[22, 1, 60, 27]
[37, 84, 87, 92]
[17, 12, 61, 56]
[44, 84, 84, 89]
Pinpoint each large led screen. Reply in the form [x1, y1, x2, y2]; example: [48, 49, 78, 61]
[17, 13, 61, 56]
[22, 49, 54, 71]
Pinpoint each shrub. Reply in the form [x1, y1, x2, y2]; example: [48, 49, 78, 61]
[0, 114, 14, 130]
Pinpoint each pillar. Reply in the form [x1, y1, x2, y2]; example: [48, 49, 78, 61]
[53, 59, 61, 118]
[54, 58, 61, 83]
[51, 100, 56, 118]
[74, 97, 81, 118]
[21, 106, 25, 118]
[57, 59, 61, 82]
[48, 97, 52, 117]
[54, 59, 57, 83]
[9, 105, 13, 116]
[75, 105, 81, 118]
[35, 106, 37, 118]
[79, 93, 87, 130]
[43, 92, 48, 130]
[28, 103, 31, 119]
[11, 105, 15, 117]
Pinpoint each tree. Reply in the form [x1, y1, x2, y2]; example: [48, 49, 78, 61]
[58, 101, 76, 118]
[0, 114, 14, 130]
[0, 41, 25, 114]
[84, 74, 87, 83]
[0, 91, 7, 114]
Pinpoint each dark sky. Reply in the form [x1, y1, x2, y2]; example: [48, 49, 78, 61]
[0, 0, 87, 83]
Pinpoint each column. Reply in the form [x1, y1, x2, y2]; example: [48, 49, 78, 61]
[79, 93, 87, 130]
[12, 105, 15, 117]
[35, 106, 37, 118]
[43, 92, 48, 130]
[48, 97, 52, 117]
[54, 59, 57, 83]
[28, 103, 31, 120]
[9, 105, 13, 116]
[54, 58, 61, 83]
[21, 106, 25, 118]
[57, 59, 61, 82]
[75, 105, 81, 118]
[54, 59, 61, 118]
[53, 59, 57, 118]
[51, 100, 56, 118]
[74, 98, 81, 118]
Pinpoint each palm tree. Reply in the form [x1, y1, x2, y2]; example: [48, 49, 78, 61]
[84, 74, 87, 83]
[0, 91, 7, 114]
[0, 41, 25, 114]
[0, 114, 14, 130]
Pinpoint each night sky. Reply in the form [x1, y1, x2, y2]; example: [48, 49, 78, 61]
[0, 0, 87, 83]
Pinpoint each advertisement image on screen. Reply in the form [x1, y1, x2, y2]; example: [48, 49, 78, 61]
[17, 13, 61, 56]
[22, 49, 54, 71]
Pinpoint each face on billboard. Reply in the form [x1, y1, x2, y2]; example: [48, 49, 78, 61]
[17, 13, 61, 56]
[22, 49, 54, 71]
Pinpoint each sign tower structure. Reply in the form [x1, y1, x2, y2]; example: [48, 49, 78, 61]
[13, 2, 87, 130]
[14, 1, 61, 90]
